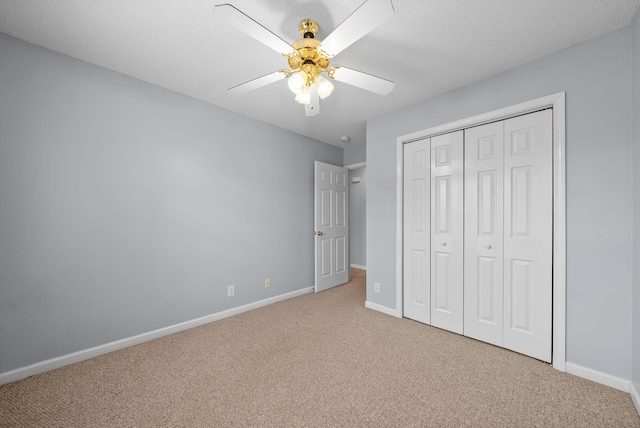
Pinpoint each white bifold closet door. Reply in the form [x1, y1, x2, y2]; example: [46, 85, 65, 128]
[464, 109, 552, 362]
[430, 131, 464, 334]
[403, 109, 552, 362]
[463, 121, 505, 347]
[403, 132, 464, 333]
[503, 110, 553, 361]
[403, 138, 431, 324]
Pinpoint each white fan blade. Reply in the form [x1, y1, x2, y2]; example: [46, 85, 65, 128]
[320, 0, 394, 57]
[214, 4, 295, 55]
[305, 85, 320, 116]
[332, 66, 394, 95]
[228, 70, 286, 93]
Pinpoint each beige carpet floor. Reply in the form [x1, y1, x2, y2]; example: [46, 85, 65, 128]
[1, 269, 639, 427]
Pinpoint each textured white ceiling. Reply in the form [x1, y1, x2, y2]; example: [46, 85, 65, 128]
[1, 0, 639, 147]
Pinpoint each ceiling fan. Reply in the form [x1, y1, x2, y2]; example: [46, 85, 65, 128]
[214, 0, 395, 117]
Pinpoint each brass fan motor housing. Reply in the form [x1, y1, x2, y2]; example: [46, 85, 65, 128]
[288, 38, 330, 71]
[287, 19, 331, 77]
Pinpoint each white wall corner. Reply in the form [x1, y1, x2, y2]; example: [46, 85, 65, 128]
[565, 362, 631, 392]
[0, 286, 314, 386]
[365, 300, 402, 318]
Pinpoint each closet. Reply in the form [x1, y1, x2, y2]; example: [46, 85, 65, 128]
[403, 109, 552, 362]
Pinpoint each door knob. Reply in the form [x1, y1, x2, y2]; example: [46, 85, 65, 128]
[440, 241, 447, 246]
[485, 244, 492, 249]
[317, 231, 323, 236]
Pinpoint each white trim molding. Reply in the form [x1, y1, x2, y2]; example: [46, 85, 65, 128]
[393, 92, 567, 372]
[565, 362, 631, 393]
[0, 286, 314, 386]
[350, 264, 367, 270]
[365, 301, 402, 318]
[631, 382, 640, 416]
[345, 161, 366, 170]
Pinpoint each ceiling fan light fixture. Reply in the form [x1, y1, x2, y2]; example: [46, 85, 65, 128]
[217, 0, 396, 117]
[315, 75, 334, 99]
[295, 85, 311, 105]
[288, 70, 307, 94]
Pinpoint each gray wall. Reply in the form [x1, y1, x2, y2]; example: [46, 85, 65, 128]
[633, 7, 640, 396]
[0, 34, 342, 373]
[349, 167, 366, 268]
[344, 144, 366, 166]
[367, 28, 634, 380]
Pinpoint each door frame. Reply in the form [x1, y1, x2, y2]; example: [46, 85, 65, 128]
[345, 162, 366, 271]
[394, 92, 566, 371]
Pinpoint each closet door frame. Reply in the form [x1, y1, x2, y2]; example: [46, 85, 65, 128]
[394, 92, 566, 372]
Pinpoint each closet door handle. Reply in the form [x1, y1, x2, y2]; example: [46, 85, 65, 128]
[485, 244, 492, 249]
[440, 241, 447, 246]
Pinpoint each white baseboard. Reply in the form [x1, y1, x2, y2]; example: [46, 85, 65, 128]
[350, 264, 367, 270]
[631, 382, 640, 416]
[565, 362, 630, 392]
[0, 286, 314, 386]
[365, 300, 402, 318]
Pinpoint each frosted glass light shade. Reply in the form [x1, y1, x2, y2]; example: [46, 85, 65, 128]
[295, 85, 311, 104]
[288, 71, 307, 94]
[315, 75, 334, 99]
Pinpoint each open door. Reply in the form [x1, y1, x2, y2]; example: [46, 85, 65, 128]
[315, 161, 349, 292]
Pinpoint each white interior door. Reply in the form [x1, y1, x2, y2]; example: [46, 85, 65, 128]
[503, 110, 553, 362]
[403, 138, 431, 324]
[464, 121, 505, 346]
[315, 161, 349, 292]
[430, 131, 464, 334]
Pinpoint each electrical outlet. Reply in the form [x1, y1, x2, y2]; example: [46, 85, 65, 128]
[227, 285, 235, 297]
[265, 278, 271, 288]
[374, 282, 381, 293]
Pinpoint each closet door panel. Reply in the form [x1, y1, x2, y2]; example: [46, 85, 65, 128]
[403, 138, 431, 324]
[430, 131, 464, 334]
[464, 122, 504, 346]
[503, 109, 553, 362]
